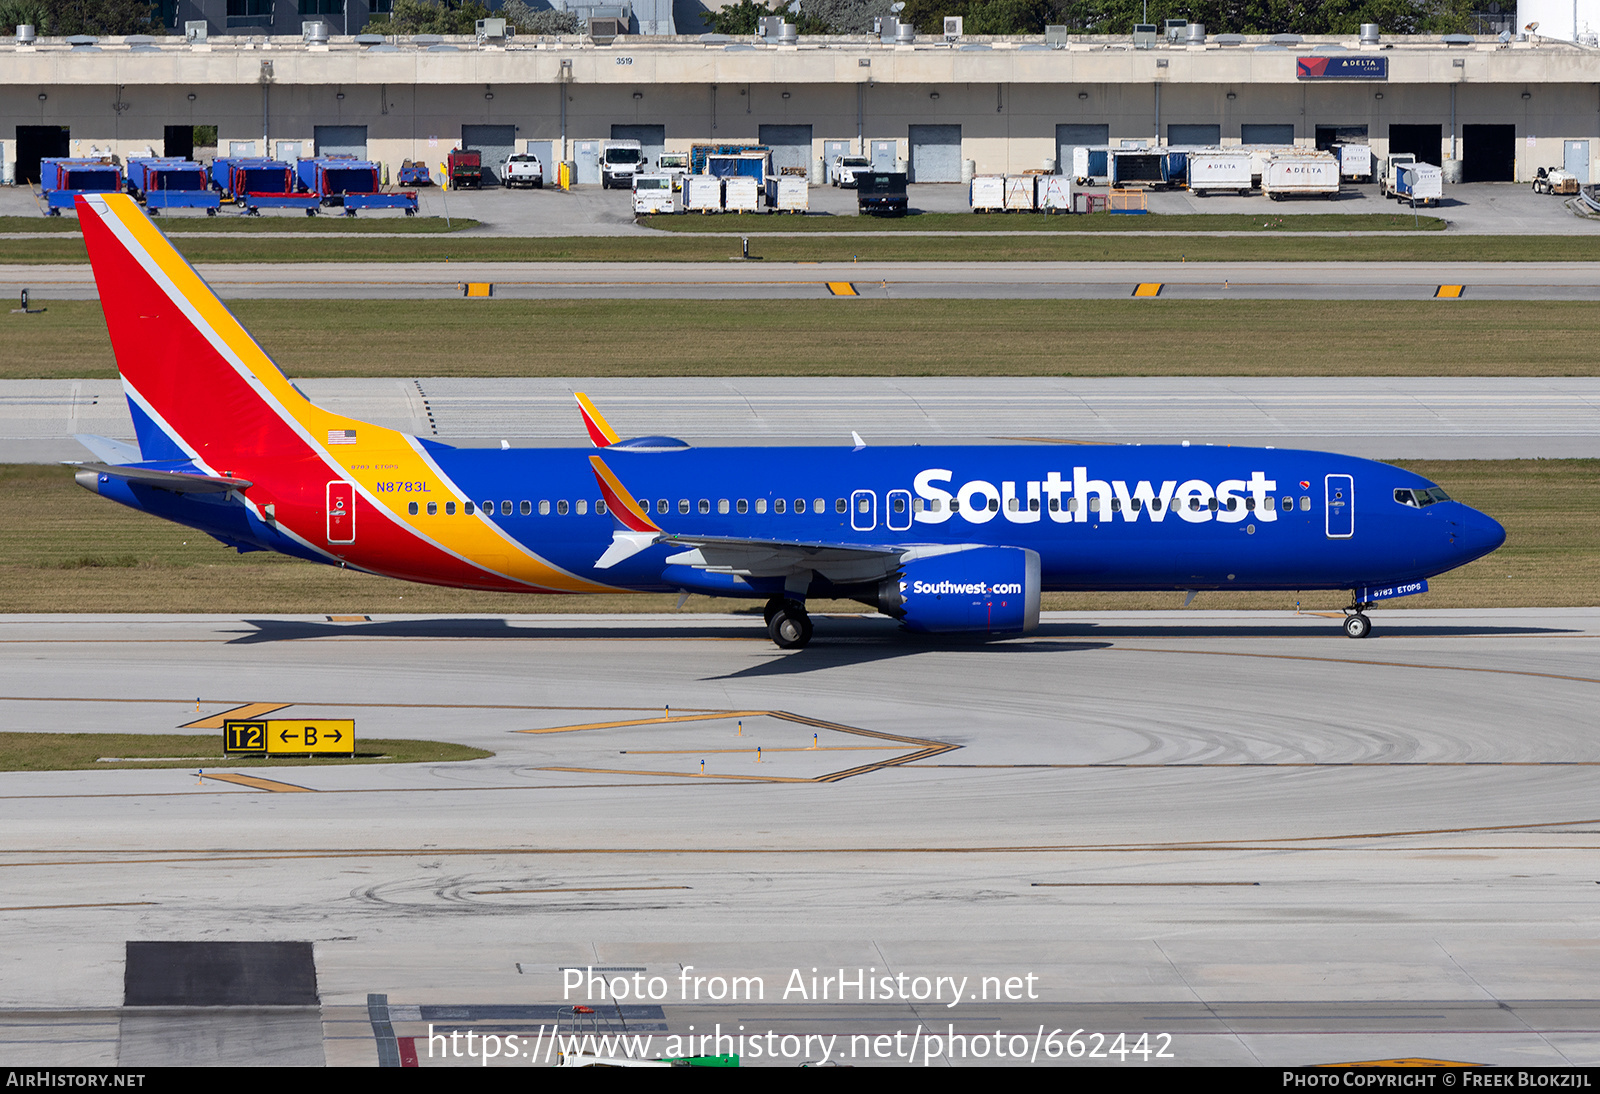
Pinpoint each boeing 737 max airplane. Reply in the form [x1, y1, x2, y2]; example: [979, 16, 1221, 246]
[67, 194, 1506, 649]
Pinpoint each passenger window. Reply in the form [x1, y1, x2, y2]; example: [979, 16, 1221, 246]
[988, 497, 999, 512]
[482, 500, 493, 514]
[1068, 498, 1079, 512]
[718, 499, 729, 514]
[521, 500, 532, 516]
[928, 498, 941, 512]
[1029, 498, 1039, 511]
[775, 498, 786, 514]
[1245, 498, 1255, 511]
[1208, 498, 1219, 512]
[699, 499, 710, 514]
[1151, 498, 1162, 511]
[1048, 498, 1058, 512]
[1111, 498, 1122, 512]
[1226, 498, 1237, 511]
[596, 499, 607, 515]
[737, 499, 748, 514]
[835, 498, 847, 514]
[859, 497, 871, 513]
[1007, 497, 1018, 512]
[815, 498, 826, 513]
[557, 500, 569, 515]
[1281, 497, 1293, 512]
[539, 500, 550, 515]
[679, 499, 690, 515]
[951, 497, 961, 512]
[1300, 496, 1311, 511]
[408, 501, 418, 515]
[576, 500, 587, 515]
[445, 501, 456, 515]
[501, 501, 512, 516]
[1130, 498, 1141, 512]
[427, 501, 437, 516]
[1088, 498, 1100, 513]
[1190, 498, 1201, 511]
[754, 498, 765, 514]
[794, 499, 806, 514]
[894, 497, 906, 514]
[658, 500, 669, 515]
[464, 501, 475, 515]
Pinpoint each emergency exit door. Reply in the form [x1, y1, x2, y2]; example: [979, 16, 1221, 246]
[1325, 475, 1353, 539]
[327, 481, 355, 544]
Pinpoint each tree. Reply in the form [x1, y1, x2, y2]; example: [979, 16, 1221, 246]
[40, 0, 161, 34]
[704, 0, 776, 34]
[796, 0, 892, 33]
[363, 0, 492, 35]
[500, 0, 583, 34]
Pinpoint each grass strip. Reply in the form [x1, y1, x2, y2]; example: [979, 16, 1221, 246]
[3, 233, 1598, 264]
[0, 731, 491, 771]
[1, 460, 1593, 615]
[640, 212, 1449, 233]
[7, 299, 1600, 380]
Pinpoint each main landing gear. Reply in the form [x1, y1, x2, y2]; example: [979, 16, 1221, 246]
[764, 598, 813, 650]
[1342, 606, 1372, 639]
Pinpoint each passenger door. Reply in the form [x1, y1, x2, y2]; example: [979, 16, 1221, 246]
[1325, 475, 1353, 539]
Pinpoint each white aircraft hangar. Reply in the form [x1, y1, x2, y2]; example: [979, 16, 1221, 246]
[1, 24, 1596, 188]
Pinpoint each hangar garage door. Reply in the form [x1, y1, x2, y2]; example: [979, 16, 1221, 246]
[463, 125, 517, 185]
[1388, 124, 1442, 167]
[1462, 124, 1515, 182]
[908, 124, 961, 182]
[1057, 123, 1109, 170]
[1168, 124, 1220, 146]
[759, 124, 813, 176]
[1242, 123, 1295, 146]
[611, 124, 665, 171]
[314, 125, 368, 159]
[15, 125, 69, 185]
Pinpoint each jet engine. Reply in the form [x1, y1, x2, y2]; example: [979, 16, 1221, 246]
[877, 546, 1041, 634]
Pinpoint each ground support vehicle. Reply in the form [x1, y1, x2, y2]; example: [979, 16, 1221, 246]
[765, 174, 808, 213]
[342, 191, 419, 216]
[724, 176, 761, 212]
[970, 176, 1005, 212]
[1037, 175, 1073, 212]
[127, 158, 220, 215]
[1187, 150, 1252, 196]
[601, 140, 645, 189]
[503, 153, 543, 189]
[39, 158, 122, 215]
[1262, 152, 1341, 200]
[857, 171, 908, 216]
[398, 160, 433, 186]
[657, 152, 690, 191]
[832, 155, 870, 187]
[1378, 154, 1417, 198]
[226, 160, 293, 205]
[1109, 150, 1168, 189]
[1393, 162, 1442, 206]
[632, 174, 677, 214]
[1533, 167, 1580, 195]
[690, 143, 768, 175]
[447, 149, 482, 190]
[242, 190, 323, 216]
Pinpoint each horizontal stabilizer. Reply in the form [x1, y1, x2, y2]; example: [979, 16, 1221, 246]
[71, 462, 252, 494]
[594, 531, 661, 570]
[74, 434, 142, 465]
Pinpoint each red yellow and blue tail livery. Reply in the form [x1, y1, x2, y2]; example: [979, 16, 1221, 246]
[69, 194, 1506, 648]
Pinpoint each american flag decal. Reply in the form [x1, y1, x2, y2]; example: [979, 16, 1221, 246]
[328, 429, 357, 445]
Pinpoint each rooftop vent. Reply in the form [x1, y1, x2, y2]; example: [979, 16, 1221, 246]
[303, 22, 329, 44]
[15, 23, 35, 43]
[1360, 23, 1380, 44]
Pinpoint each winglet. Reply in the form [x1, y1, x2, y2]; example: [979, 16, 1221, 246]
[589, 455, 661, 534]
[576, 392, 621, 448]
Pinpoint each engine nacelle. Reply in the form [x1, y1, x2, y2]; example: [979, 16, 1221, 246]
[878, 546, 1041, 634]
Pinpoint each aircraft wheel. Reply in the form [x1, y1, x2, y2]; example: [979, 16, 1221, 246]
[768, 602, 812, 650]
[206, 207, 217, 217]
[763, 598, 785, 625]
[1343, 613, 1372, 640]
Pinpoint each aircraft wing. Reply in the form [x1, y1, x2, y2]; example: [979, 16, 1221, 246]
[657, 534, 909, 583]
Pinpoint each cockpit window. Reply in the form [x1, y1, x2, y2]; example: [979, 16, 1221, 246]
[1394, 487, 1452, 508]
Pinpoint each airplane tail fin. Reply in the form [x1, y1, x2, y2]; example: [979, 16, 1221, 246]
[576, 392, 621, 448]
[75, 193, 327, 470]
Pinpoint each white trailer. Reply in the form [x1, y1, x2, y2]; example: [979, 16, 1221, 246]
[631, 174, 677, 214]
[765, 174, 809, 213]
[1262, 153, 1341, 200]
[1037, 175, 1073, 212]
[1332, 143, 1373, 182]
[1394, 161, 1443, 206]
[1247, 145, 1296, 186]
[685, 174, 723, 212]
[1003, 175, 1037, 211]
[970, 175, 1005, 212]
[1187, 149, 1252, 196]
[724, 176, 761, 213]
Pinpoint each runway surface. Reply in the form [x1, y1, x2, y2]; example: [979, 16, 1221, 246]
[7, 260, 1600, 301]
[1, 609, 1597, 1066]
[7, 376, 1600, 464]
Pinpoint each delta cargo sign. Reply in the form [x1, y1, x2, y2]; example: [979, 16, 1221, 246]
[1297, 56, 1388, 79]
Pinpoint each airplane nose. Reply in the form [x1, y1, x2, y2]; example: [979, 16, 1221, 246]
[1457, 508, 1506, 561]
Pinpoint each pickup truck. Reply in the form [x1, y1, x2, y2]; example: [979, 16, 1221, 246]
[832, 155, 871, 188]
[502, 153, 543, 189]
[857, 171, 908, 216]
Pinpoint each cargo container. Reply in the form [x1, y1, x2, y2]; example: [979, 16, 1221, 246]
[1247, 145, 1296, 186]
[1109, 150, 1166, 188]
[705, 153, 769, 181]
[1003, 175, 1036, 211]
[632, 173, 677, 214]
[724, 175, 761, 213]
[300, 158, 380, 203]
[689, 143, 768, 175]
[1262, 152, 1340, 200]
[1187, 149, 1252, 196]
[969, 175, 1005, 212]
[765, 174, 809, 213]
[1394, 161, 1442, 206]
[1332, 143, 1373, 183]
[1161, 151, 1189, 188]
[39, 158, 123, 215]
[1037, 175, 1073, 213]
[1071, 146, 1109, 183]
[685, 174, 723, 212]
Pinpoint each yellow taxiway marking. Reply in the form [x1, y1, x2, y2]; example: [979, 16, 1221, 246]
[1319, 1059, 1481, 1068]
[180, 702, 291, 730]
[327, 615, 371, 623]
[463, 282, 493, 298]
[826, 281, 858, 296]
[1435, 284, 1464, 298]
[200, 772, 316, 793]
[1132, 282, 1163, 297]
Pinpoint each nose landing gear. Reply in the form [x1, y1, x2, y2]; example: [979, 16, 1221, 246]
[1342, 607, 1372, 639]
